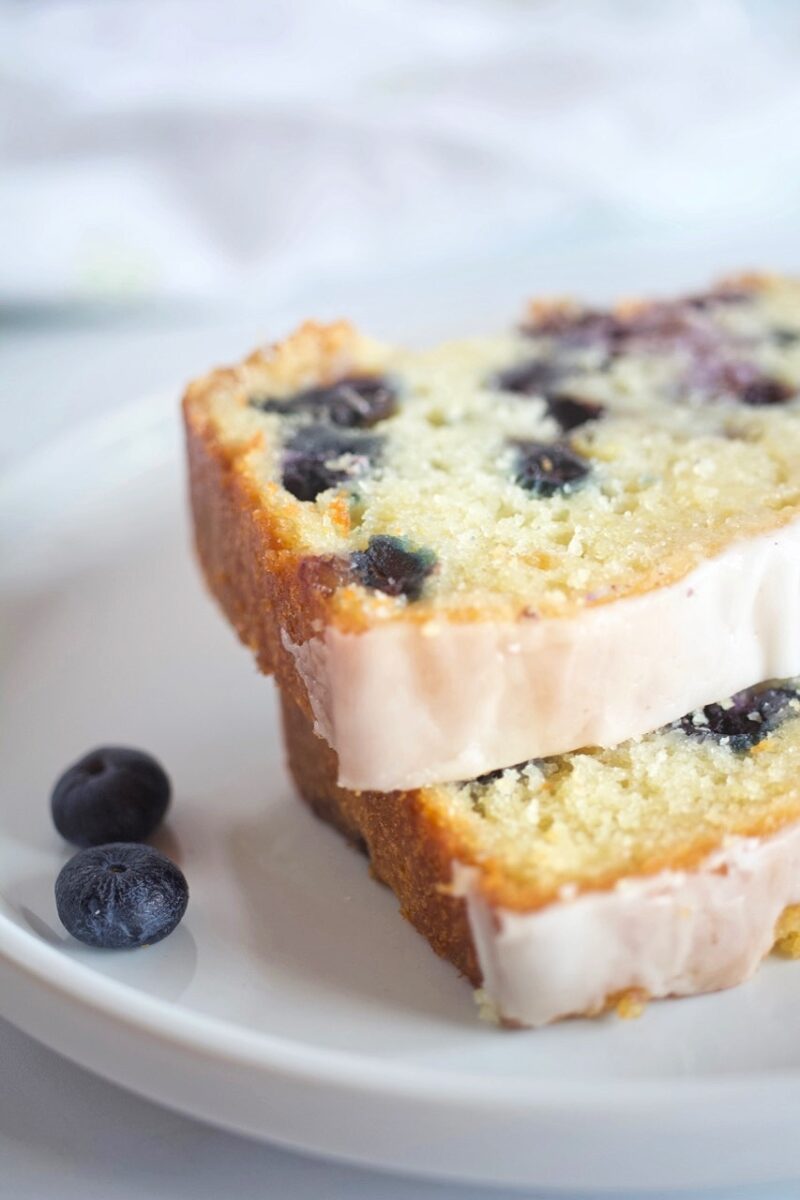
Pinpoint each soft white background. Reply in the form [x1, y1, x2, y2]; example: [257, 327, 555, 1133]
[3, 0, 800, 1196]
[3, 0, 800, 311]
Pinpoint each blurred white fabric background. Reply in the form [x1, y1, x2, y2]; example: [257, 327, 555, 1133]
[3, 0, 800, 310]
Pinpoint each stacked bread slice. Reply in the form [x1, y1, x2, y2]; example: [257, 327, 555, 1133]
[184, 274, 800, 1025]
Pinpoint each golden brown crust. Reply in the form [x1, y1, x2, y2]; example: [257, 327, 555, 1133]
[184, 393, 340, 719]
[243, 319, 380, 395]
[279, 690, 481, 983]
[186, 369, 486, 982]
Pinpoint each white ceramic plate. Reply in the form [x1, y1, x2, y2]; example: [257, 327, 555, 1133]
[3, 374, 800, 1192]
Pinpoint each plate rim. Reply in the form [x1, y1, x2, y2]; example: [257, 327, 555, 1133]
[5, 889, 800, 1109]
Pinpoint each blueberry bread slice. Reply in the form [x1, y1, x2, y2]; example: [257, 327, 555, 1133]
[183, 274, 800, 790]
[281, 679, 800, 1027]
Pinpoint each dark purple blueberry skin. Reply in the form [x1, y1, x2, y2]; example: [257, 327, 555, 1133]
[351, 535, 435, 601]
[688, 354, 795, 406]
[527, 308, 629, 350]
[493, 359, 565, 396]
[493, 360, 605, 431]
[523, 289, 797, 409]
[55, 843, 188, 949]
[544, 394, 605, 432]
[676, 685, 798, 751]
[50, 747, 170, 848]
[512, 440, 591, 497]
[252, 376, 397, 429]
[738, 378, 795, 406]
[526, 286, 750, 349]
[474, 761, 531, 785]
[684, 287, 750, 310]
[282, 425, 381, 502]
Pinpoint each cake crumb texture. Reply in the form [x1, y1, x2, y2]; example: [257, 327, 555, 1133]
[185, 274, 800, 623]
[774, 903, 800, 958]
[613, 988, 649, 1020]
[432, 685, 800, 909]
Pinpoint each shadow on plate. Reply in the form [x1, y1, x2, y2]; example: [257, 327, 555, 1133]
[224, 789, 477, 1032]
[3, 870, 199, 1003]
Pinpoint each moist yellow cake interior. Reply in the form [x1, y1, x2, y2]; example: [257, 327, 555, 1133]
[425, 686, 800, 909]
[187, 274, 800, 619]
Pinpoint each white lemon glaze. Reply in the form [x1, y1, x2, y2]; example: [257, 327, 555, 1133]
[451, 822, 800, 1027]
[284, 517, 800, 790]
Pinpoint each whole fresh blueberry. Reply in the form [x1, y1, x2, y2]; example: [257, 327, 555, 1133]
[512, 440, 591, 497]
[282, 425, 381, 501]
[55, 843, 188, 949]
[253, 375, 397, 429]
[51, 747, 170, 847]
[676, 685, 798, 752]
[351, 535, 435, 601]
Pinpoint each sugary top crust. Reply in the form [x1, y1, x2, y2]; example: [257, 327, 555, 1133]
[184, 273, 800, 626]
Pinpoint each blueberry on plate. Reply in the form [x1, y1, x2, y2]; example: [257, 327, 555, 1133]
[55, 843, 188, 949]
[51, 746, 171, 847]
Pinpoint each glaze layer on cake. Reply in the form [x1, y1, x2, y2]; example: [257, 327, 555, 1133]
[454, 825, 800, 1027]
[284, 518, 800, 787]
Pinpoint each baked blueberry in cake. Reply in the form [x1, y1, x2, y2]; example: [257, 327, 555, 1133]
[280, 425, 382, 502]
[183, 275, 800, 791]
[350, 535, 436, 601]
